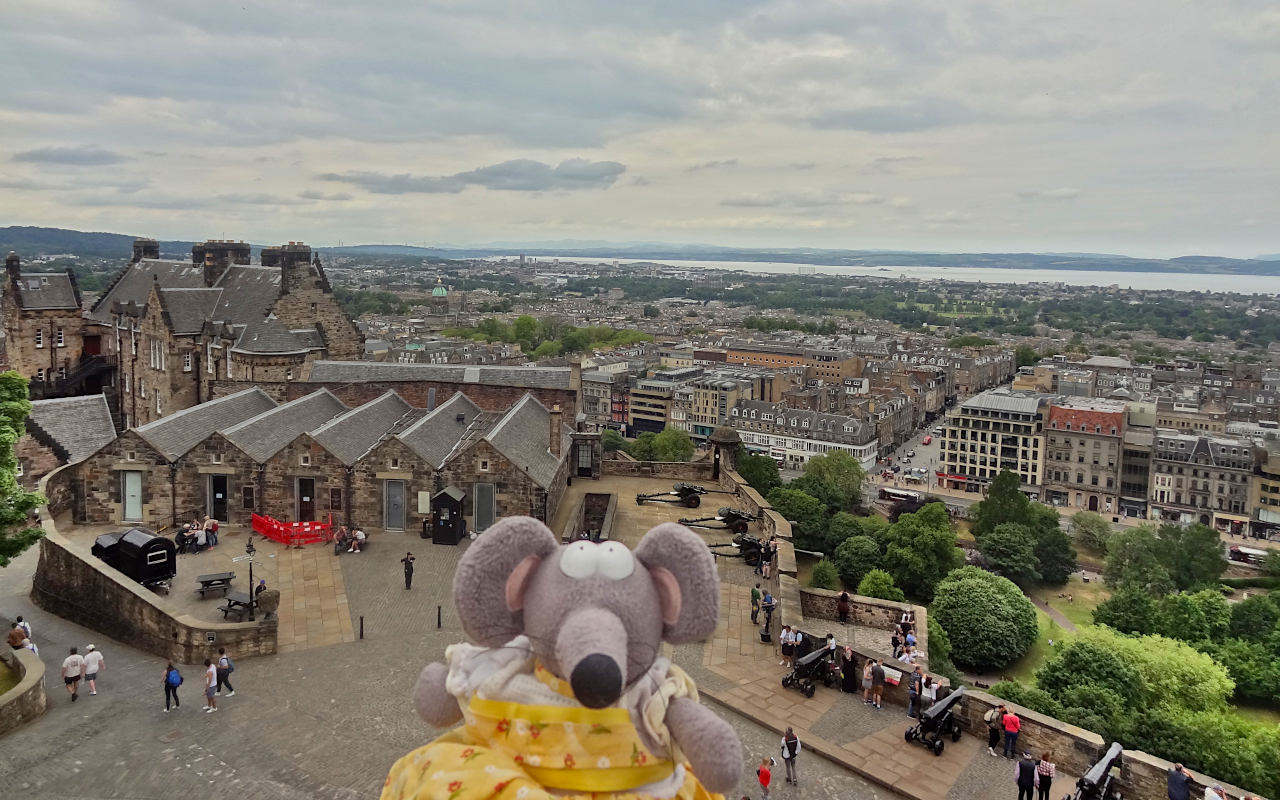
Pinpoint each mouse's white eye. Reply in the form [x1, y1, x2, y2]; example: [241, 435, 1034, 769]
[559, 541, 598, 579]
[596, 541, 635, 580]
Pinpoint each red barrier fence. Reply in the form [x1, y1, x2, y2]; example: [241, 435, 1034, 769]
[251, 513, 332, 547]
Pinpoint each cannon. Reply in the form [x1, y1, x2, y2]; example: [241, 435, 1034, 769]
[678, 507, 762, 534]
[635, 482, 733, 508]
[1068, 742, 1123, 800]
[708, 532, 766, 565]
[905, 686, 965, 756]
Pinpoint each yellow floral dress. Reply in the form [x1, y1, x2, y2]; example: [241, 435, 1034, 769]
[382, 638, 722, 800]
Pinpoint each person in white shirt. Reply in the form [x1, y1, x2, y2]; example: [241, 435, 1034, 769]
[899, 646, 917, 664]
[20, 638, 37, 656]
[61, 647, 86, 702]
[82, 644, 105, 696]
[780, 727, 802, 785]
[203, 658, 218, 713]
[15, 615, 31, 639]
[778, 626, 793, 666]
[349, 528, 367, 553]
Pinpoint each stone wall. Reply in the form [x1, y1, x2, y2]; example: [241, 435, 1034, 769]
[0, 647, 47, 736]
[16, 429, 63, 492]
[77, 430, 169, 526]
[799, 586, 928, 652]
[353, 437, 434, 533]
[31, 472, 277, 664]
[43, 461, 76, 519]
[560, 492, 617, 542]
[270, 256, 364, 362]
[436, 440, 557, 527]
[173, 433, 259, 526]
[260, 435, 345, 524]
[601, 460, 716, 480]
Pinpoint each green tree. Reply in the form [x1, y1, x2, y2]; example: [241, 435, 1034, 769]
[1092, 586, 1158, 635]
[1015, 345, 1040, 367]
[880, 504, 964, 601]
[765, 487, 828, 550]
[932, 566, 1039, 670]
[642, 304, 659, 318]
[736, 454, 782, 495]
[990, 681, 1065, 719]
[651, 427, 695, 462]
[789, 450, 866, 513]
[1263, 550, 1280, 577]
[809, 558, 840, 590]
[1104, 524, 1173, 594]
[1187, 589, 1232, 641]
[856, 569, 905, 602]
[601, 429, 627, 452]
[0, 372, 44, 566]
[1069, 511, 1113, 554]
[832, 535, 881, 589]
[1071, 626, 1233, 711]
[511, 314, 539, 345]
[1157, 523, 1227, 591]
[978, 522, 1041, 587]
[1156, 594, 1211, 643]
[1199, 638, 1280, 705]
[1036, 639, 1145, 708]
[530, 340, 562, 359]
[825, 512, 887, 552]
[1033, 523, 1077, 586]
[925, 614, 964, 686]
[1229, 594, 1280, 641]
[628, 432, 657, 461]
[968, 470, 1030, 538]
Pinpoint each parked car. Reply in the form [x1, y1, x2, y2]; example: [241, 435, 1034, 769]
[907, 449, 917, 457]
[922, 436, 933, 445]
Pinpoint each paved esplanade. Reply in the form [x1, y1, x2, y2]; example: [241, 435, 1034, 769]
[0, 533, 901, 800]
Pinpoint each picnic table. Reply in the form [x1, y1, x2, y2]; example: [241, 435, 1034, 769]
[219, 590, 254, 621]
[196, 571, 235, 598]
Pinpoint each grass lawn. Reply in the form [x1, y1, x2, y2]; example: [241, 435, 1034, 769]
[1232, 703, 1280, 726]
[1029, 574, 1110, 629]
[1004, 607, 1074, 683]
[0, 661, 18, 695]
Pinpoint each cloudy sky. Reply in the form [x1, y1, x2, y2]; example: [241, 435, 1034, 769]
[3, 1, 1278, 257]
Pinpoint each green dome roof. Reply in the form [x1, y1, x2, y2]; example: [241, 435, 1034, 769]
[431, 283, 448, 297]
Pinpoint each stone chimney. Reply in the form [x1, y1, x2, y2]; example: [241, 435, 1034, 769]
[195, 240, 250, 286]
[549, 403, 563, 457]
[132, 238, 159, 262]
[5, 251, 19, 284]
[278, 242, 314, 294]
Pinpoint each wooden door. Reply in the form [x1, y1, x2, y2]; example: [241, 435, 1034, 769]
[297, 478, 316, 521]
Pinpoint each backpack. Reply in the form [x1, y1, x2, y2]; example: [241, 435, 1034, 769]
[211, 520, 219, 533]
[167, 669, 183, 687]
[225, 657, 234, 673]
[984, 708, 1002, 729]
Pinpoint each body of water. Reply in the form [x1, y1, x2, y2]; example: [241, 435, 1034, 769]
[541, 256, 1280, 294]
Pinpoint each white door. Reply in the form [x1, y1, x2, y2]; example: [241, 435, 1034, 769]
[123, 471, 143, 521]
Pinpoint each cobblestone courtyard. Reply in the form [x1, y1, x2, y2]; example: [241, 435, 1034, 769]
[0, 531, 905, 800]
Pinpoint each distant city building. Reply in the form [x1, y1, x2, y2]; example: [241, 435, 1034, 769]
[938, 389, 1057, 497]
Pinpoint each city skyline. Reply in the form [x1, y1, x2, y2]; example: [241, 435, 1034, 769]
[3, 1, 1278, 259]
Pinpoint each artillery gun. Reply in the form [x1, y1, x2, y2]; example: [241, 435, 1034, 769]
[635, 482, 733, 508]
[708, 532, 766, 565]
[678, 507, 762, 534]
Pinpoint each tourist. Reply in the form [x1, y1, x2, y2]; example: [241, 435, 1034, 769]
[163, 661, 182, 712]
[402, 551, 416, 590]
[61, 646, 86, 702]
[1167, 763, 1192, 800]
[751, 583, 762, 624]
[780, 727, 801, 786]
[349, 527, 366, 553]
[985, 704, 1007, 757]
[890, 627, 902, 659]
[194, 524, 208, 553]
[870, 659, 885, 709]
[1002, 709, 1022, 758]
[791, 628, 805, 665]
[1204, 786, 1227, 800]
[922, 674, 937, 713]
[203, 658, 218, 713]
[1035, 751, 1056, 800]
[899, 645, 917, 665]
[761, 556, 772, 581]
[15, 615, 31, 639]
[756, 755, 773, 798]
[837, 591, 851, 624]
[7, 622, 24, 650]
[907, 665, 924, 718]
[841, 647, 860, 693]
[761, 590, 777, 627]
[862, 658, 874, 703]
[905, 628, 917, 650]
[255, 578, 268, 597]
[1015, 751, 1038, 800]
[203, 515, 219, 548]
[778, 625, 793, 666]
[82, 644, 105, 696]
[19, 637, 37, 656]
[215, 647, 236, 697]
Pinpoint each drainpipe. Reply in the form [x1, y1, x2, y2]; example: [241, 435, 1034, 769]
[169, 462, 178, 529]
[344, 466, 354, 527]
[256, 463, 266, 516]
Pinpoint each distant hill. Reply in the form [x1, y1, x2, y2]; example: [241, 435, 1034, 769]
[1258, 253, 1280, 261]
[5, 226, 1279, 275]
[0, 226, 197, 260]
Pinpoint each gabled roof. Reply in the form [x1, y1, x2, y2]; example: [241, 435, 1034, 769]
[483, 394, 571, 490]
[310, 391, 414, 465]
[135, 387, 277, 461]
[158, 288, 222, 335]
[306, 361, 573, 389]
[395, 393, 486, 468]
[231, 315, 317, 355]
[89, 259, 204, 321]
[12, 272, 80, 310]
[220, 389, 348, 462]
[26, 394, 116, 465]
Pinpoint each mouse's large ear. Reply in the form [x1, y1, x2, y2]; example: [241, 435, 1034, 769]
[634, 522, 719, 644]
[453, 516, 559, 646]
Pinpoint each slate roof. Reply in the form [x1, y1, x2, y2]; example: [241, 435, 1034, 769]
[13, 272, 80, 310]
[26, 394, 117, 465]
[310, 391, 414, 465]
[232, 316, 316, 355]
[220, 389, 348, 462]
[484, 394, 572, 489]
[89, 259, 203, 321]
[134, 388, 277, 461]
[306, 361, 573, 389]
[158, 288, 222, 334]
[396, 393, 486, 468]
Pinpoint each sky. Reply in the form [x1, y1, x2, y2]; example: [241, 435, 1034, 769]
[2, 1, 1278, 258]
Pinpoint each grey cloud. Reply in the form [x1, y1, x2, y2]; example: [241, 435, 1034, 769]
[11, 145, 129, 166]
[1018, 187, 1082, 201]
[215, 193, 314, 206]
[686, 159, 739, 172]
[720, 191, 892, 208]
[299, 190, 353, 201]
[321, 158, 625, 195]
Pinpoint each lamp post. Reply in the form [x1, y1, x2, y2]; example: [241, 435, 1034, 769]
[246, 535, 256, 622]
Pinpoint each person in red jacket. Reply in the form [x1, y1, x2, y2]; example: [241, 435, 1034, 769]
[756, 755, 774, 797]
[1002, 709, 1022, 758]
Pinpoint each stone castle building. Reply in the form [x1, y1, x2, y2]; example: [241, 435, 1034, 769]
[2, 238, 364, 429]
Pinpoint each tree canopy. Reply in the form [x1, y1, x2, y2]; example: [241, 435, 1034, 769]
[1069, 511, 1113, 554]
[789, 450, 866, 513]
[832, 535, 881, 590]
[856, 569, 905, 602]
[1104, 524, 1174, 594]
[931, 566, 1038, 670]
[0, 372, 44, 566]
[880, 503, 963, 602]
[766, 487, 828, 551]
[651, 427, 695, 463]
[736, 454, 782, 495]
[978, 522, 1041, 587]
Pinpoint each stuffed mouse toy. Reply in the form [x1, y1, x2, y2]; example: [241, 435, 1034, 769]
[382, 516, 743, 800]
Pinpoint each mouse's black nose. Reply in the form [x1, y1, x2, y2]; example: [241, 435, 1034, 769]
[570, 654, 623, 709]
